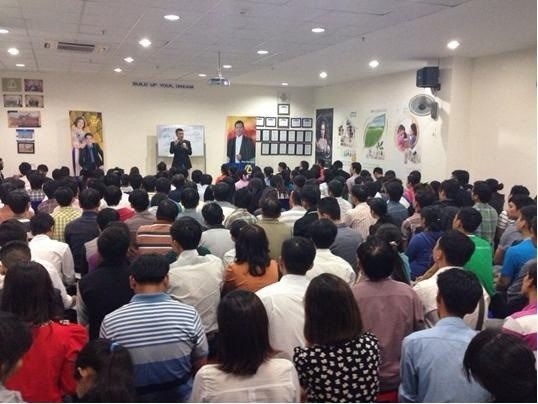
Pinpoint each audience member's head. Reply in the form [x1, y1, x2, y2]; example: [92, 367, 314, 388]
[202, 202, 224, 227]
[129, 254, 169, 286]
[472, 181, 492, 203]
[170, 217, 202, 251]
[74, 338, 136, 402]
[261, 197, 281, 219]
[103, 186, 122, 206]
[300, 184, 320, 209]
[357, 235, 398, 281]
[304, 273, 363, 346]
[0, 312, 32, 383]
[235, 224, 271, 277]
[141, 175, 156, 192]
[463, 329, 537, 403]
[386, 180, 404, 202]
[309, 219, 337, 249]
[421, 205, 443, 232]
[156, 199, 179, 222]
[452, 169, 470, 186]
[79, 188, 101, 210]
[213, 182, 232, 203]
[217, 290, 272, 375]
[453, 207, 482, 234]
[0, 220, 27, 246]
[128, 189, 149, 212]
[233, 188, 252, 210]
[281, 237, 316, 275]
[29, 212, 54, 236]
[97, 225, 130, 263]
[180, 187, 200, 210]
[6, 189, 30, 214]
[318, 196, 341, 221]
[1, 261, 59, 324]
[437, 268, 482, 317]
[368, 197, 387, 219]
[434, 229, 475, 267]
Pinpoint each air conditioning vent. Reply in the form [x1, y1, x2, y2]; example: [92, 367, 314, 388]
[57, 41, 95, 53]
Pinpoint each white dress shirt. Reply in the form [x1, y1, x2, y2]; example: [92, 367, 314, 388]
[279, 206, 307, 229]
[307, 249, 356, 286]
[191, 358, 301, 403]
[256, 274, 310, 360]
[29, 233, 76, 285]
[200, 228, 234, 260]
[234, 135, 243, 163]
[34, 256, 74, 309]
[167, 249, 224, 334]
[413, 266, 490, 330]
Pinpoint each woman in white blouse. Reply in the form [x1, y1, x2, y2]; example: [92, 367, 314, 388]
[190, 290, 300, 403]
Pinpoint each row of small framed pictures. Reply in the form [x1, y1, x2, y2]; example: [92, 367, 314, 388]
[256, 129, 313, 143]
[256, 116, 312, 128]
[261, 142, 312, 156]
[3, 94, 44, 108]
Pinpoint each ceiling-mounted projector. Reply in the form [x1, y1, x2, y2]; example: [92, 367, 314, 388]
[208, 51, 230, 86]
[208, 76, 230, 86]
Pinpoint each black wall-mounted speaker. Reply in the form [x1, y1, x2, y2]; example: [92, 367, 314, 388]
[416, 67, 440, 90]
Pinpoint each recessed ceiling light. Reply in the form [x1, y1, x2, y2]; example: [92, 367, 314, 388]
[281, 82, 289, 86]
[7, 47, 19, 55]
[198, 73, 207, 77]
[319, 71, 327, 79]
[123, 57, 134, 63]
[0, 28, 9, 34]
[114, 67, 122, 73]
[138, 38, 151, 47]
[164, 14, 180, 21]
[222, 64, 232, 69]
[311, 27, 325, 33]
[15, 63, 25, 67]
[447, 40, 460, 50]
[369, 60, 379, 68]
[257, 49, 268, 55]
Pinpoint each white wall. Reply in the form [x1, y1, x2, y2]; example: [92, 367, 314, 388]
[0, 72, 315, 178]
[1, 47, 535, 197]
[313, 47, 536, 196]
[467, 48, 536, 196]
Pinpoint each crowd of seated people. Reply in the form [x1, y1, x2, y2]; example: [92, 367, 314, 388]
[0, 158, 535, 403]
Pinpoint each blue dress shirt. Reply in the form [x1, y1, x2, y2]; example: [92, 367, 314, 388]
[398, 317, 492, 402]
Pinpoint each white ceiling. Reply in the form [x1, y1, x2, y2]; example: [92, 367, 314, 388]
[0, 0, 535, 87]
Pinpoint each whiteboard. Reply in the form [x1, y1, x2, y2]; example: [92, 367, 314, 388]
[157, 125, 205, 157]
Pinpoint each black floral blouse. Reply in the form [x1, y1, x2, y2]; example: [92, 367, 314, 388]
[293, 332, 380, 402]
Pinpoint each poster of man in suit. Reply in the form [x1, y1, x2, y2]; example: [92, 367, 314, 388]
[225, 116, 256, 166]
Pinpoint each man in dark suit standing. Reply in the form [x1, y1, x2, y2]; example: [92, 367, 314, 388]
[169, 128, 192, 172]
[226, 120, 255, 164]
[79, 133, 104, 172]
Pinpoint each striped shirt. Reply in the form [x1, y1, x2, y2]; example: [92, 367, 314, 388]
[100, 293, 208, 401]
[136, 223, 173, 255]
[502, 301, 537, 353]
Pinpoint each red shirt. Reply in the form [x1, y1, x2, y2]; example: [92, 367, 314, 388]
[6, 322, 87, 402]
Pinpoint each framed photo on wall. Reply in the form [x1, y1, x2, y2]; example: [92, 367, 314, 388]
[277, 103, 290, 115]
[256, 129, 261, 141]
[288, 131, 296, 142]
[302, 118, 313, 128]
[17, 142, 35, 154]
[262, 129, 270, 142]
[296, 144, 304, 155]
[256, 116, 264, 127]
[290, 117, 301, 128]
[265, 117, 276, 127]
[279, 130, 287, 142]
[305, 130, 313, 142]
[261, 143, 270, 155]
[278, 117, 289, 128]
[304, 144, 312, 155]
[287, 143, 295, 155]
[270, 130, 279, 142]
[296, 131, 304, 142]
[270, 143, 278, 155]
[279, 143, 287, 154]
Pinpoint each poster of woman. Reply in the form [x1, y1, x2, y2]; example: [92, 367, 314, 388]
[393, 115, 420, 165]
[362, 112, 386, 162]
[315, 108, 334, 165]
[68, 111, 104, 175]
